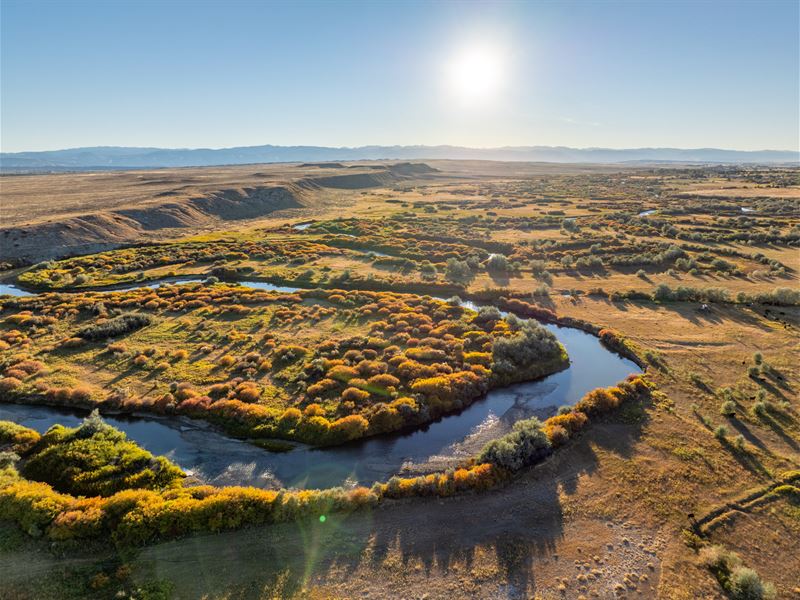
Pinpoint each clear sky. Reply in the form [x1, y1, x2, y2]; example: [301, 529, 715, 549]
[1, 0, 798, 152]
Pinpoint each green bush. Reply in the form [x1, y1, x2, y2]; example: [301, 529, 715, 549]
[729, 567, 776, 600]
[478, 417, 552, 471]
[20, 411, 184, 496]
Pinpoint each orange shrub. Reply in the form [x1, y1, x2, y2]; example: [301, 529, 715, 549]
[366, 373, 400, 390]
[3, 369, 27, 381]
[341, 387, 370, 403]
[208, 383, 230, 398]
[70, 386, 93, 402]
[306, 378, 338, 397]
[327, 364, 358, 383]
[279, 407, 302, 426]
[543, 424, 569, 447]
[303, 403, 325, 417]
[575, 387, 620, 414]
[329, 414, 369, 442]
[0, 377, 22, 392]
[544, 411, 588, 434]
[218, 355, 236, 368]
[174, 384, 198, 401]
[9, 360, 44, 375]
[61, 337, 86, 348]
[235, 383, 261, 403]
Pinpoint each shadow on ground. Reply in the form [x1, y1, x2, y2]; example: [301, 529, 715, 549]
[119, 414, 647, 599]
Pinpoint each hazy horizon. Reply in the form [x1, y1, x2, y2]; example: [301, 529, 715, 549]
[2, 0, 798, 153]
[3, 141, 799, 155]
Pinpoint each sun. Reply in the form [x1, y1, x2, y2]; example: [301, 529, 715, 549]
[446, 42, 506, 108]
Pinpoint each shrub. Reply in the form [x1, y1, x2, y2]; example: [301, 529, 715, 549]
[544, 411, 588, 435]
[329, 414, 369, 442]
[491, 321, 562, 386]
[529, 259, 547, 274]
[575, 388, 620, 415]
[341, 387, 370, 403]
[3, 369, 27, 381]
[0, 377, 22, 392]
[303, 403, 325, 417]
[714, 425, 728, 439]
[729, 567, 776, 600]
[61, 337, 86, 348]
[7, 360, 44, 375]
[544, 424, 569, 446]
[235, 383, 260, 402]
[720, 400, 736, 417]
[698, 544, 775, 599]
[0, 421, 41, 453]
[478, 417, 552, 471]
[486, 254, 510, 272]
[278, 408, 302, 427]
[77, 313, 152, 341]
[444, 258, 473, 281]
[272, 345, 309, 366]
[19, 412, 184, 497]
[365, 373, 400, 391]
[751, 400, 768, 418]
[70, 386, 93, 402]
[218, 355, 236, 367]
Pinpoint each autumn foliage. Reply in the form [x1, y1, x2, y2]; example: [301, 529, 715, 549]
[0, 285, 567, 447]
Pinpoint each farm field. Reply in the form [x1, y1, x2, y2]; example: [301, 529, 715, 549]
[0, 161, 798, 599]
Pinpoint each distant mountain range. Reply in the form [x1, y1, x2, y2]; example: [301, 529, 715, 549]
[2, 144, 797, 170]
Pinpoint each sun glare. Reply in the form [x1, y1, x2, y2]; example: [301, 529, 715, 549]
[446, 42, 506, 108]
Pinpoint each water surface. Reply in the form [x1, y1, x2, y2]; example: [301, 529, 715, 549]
[1, 280, 639, 488]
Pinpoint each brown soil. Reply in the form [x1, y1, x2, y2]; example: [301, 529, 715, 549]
[0, 162, 439, 263]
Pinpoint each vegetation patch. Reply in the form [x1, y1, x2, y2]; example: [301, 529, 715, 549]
[0, 374, 651, 546]
[0, 286, 568, 446]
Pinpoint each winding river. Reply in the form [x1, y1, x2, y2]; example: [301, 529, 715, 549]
[0, 279, 640, 489]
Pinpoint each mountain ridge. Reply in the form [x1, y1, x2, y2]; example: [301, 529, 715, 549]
[2, 143, 797, 170]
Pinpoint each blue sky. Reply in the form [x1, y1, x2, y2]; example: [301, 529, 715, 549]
[1, 0, 798, 152]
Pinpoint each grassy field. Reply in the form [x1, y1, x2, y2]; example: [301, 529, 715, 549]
[0, 161, 798, 599]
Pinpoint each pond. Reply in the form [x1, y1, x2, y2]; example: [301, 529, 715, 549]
[0, 283, 32, 297]
[0, 280, 640, 489]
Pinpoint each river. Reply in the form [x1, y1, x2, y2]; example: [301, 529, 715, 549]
[0, 280, 640, 489]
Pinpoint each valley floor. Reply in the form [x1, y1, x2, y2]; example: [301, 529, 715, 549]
[1, 162, 798, 599]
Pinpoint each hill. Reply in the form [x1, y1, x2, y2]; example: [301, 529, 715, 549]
[2, 144, 797, 171]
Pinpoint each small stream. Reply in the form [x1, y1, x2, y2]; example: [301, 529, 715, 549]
[0, 279, 639, 489]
